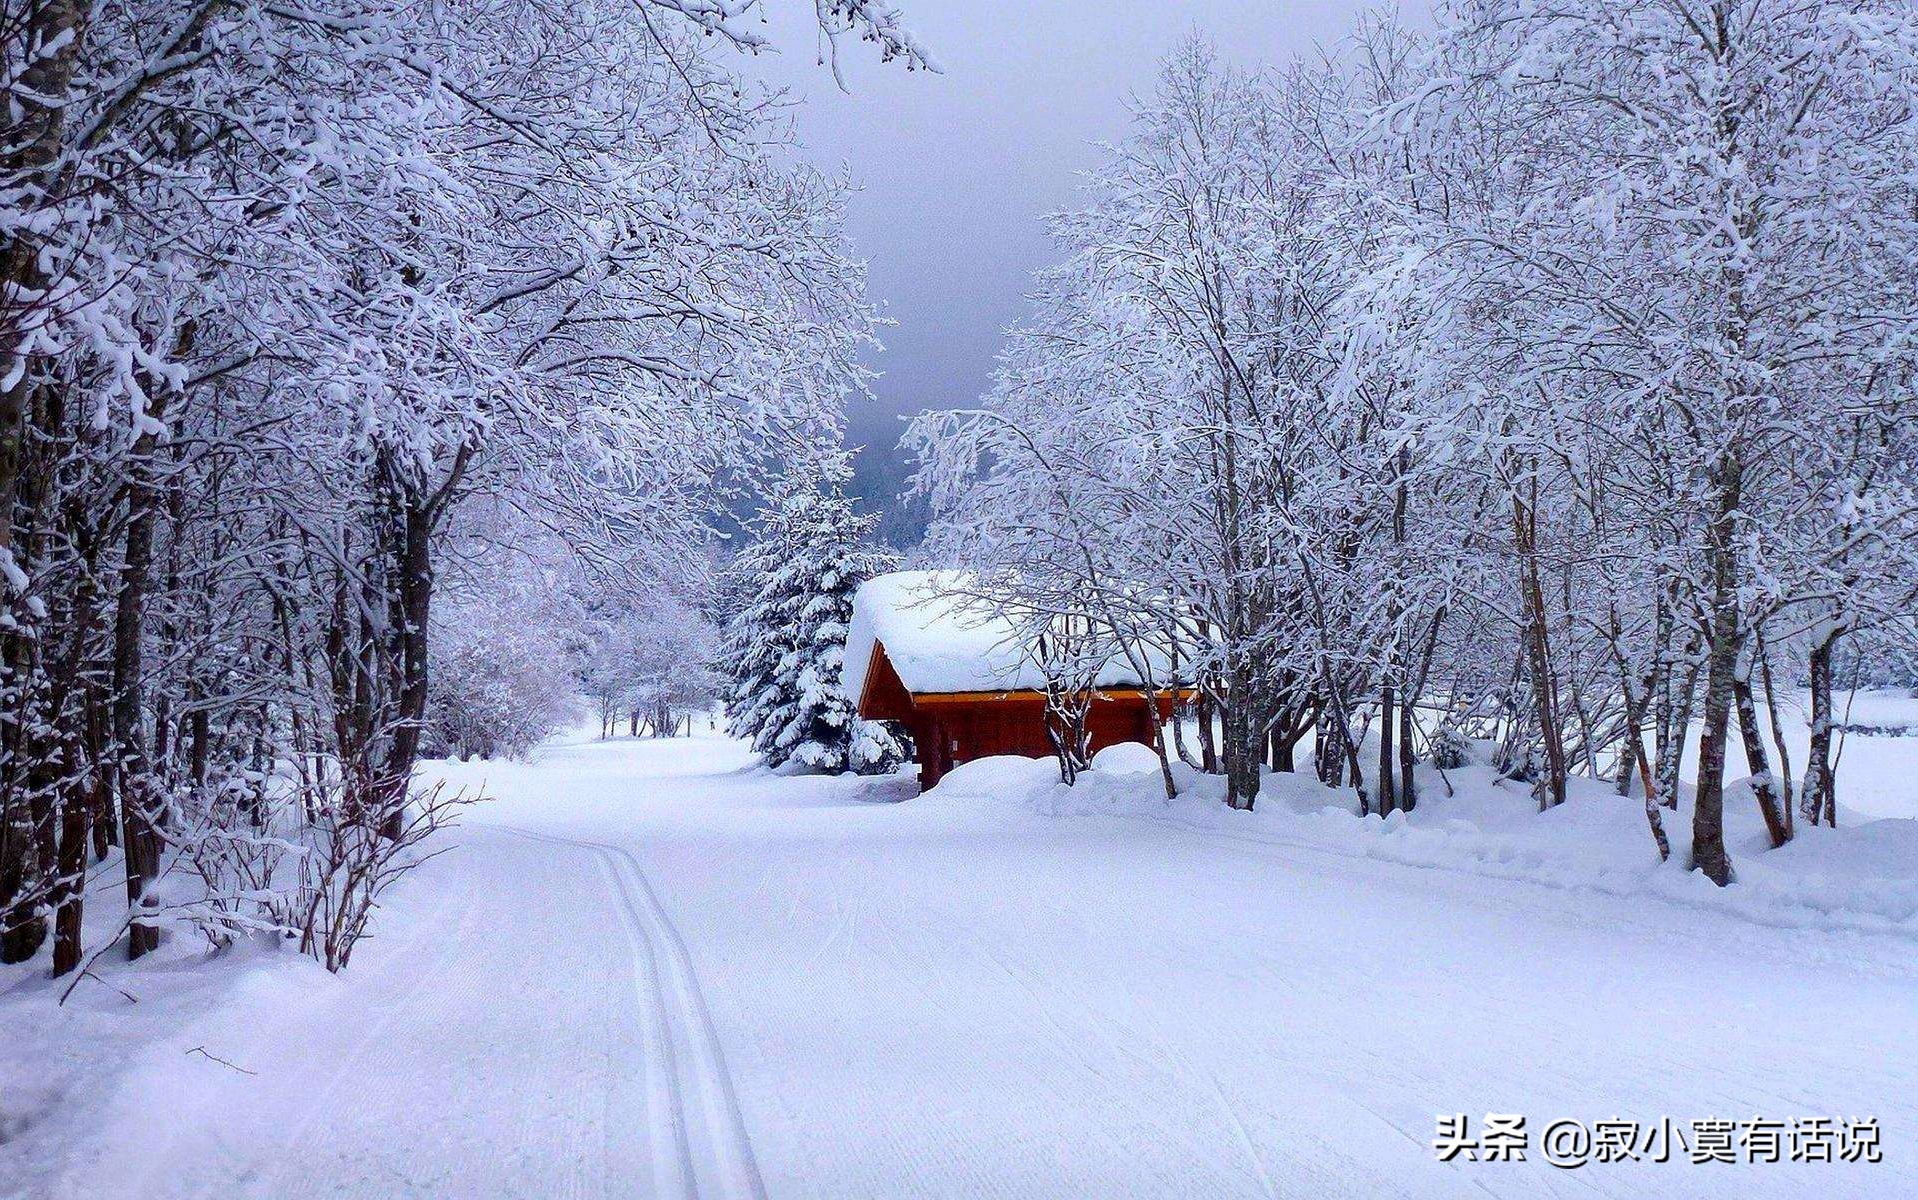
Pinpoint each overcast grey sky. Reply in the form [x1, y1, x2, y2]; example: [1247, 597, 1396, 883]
[748, 1, 1420, 474]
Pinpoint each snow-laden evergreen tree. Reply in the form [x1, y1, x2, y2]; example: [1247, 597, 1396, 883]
[725, 484, 908, 774]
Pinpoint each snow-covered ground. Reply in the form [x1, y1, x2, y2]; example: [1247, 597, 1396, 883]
[5, 720, 1916, 1199]
[1680, 688, 1918, 821]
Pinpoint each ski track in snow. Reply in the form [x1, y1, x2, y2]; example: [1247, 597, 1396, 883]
[8, 726, 1917, 1199]
[142, 817, 772, 1200]
[491, 824, 768, 1200]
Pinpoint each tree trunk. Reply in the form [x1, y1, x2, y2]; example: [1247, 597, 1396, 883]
[1269, 722, 1300, 773]
[1140, 691, 1179, 801]
[1613, 670, 1669, 861]
[1731, 669, 1789, 849]
[1801, 628, 1840, 828]
[1690, 458, 1741, 887]
[1651, 579, 1698, 812]
[1170, 698, 1197, 768]
[186, 705, 209, 793]
[50, 532, 104, 977]
[1221, 699, 1259, 811]
[114, 431, 164, 959]
[376, 488, 433, 840]
[1692, 637, 1737, 885]
[1512, 477, 1567, 809]
[1755, 644, 1794, 841]
[1655, 627, 1698, 814]
[0, 803, 42, 962]
[1398, 691, 1417, 813]
[1403, 609, 1446, 814]
[0, 0, 88, 559]
[50, 774, 90, 977]
[0, 390, 50, 964]
[89, 682, 114, 859]
[1044, 694, 1090, 786]
[1314, 703, 1344, 787]
[1376, 682, 1397, 816]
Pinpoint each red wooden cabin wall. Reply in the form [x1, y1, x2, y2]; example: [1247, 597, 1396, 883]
[908, 695, 1163, 790]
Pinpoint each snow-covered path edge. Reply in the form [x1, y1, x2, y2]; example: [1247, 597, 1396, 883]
[956, 747, 1918, 944]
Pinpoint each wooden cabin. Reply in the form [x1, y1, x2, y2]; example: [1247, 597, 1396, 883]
[842, 572, 1182, 790]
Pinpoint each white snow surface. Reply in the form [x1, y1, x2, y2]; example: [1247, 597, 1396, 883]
[1680, 688, 1918, 821]
[4, 723, 1917, 1198]
[841, 570, 1160, 701]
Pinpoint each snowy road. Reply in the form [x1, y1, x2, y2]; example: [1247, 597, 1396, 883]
[29, 729, 1918, 1199]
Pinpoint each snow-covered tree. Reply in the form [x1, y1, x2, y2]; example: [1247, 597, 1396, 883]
[423, 563, 581, 762]
[582, 598, 725, 740]
[0, 0, 928, 971]
[724, 482, 906, 774]
[1377, 0, 1918, 880]
[909, 4, 1918, 892]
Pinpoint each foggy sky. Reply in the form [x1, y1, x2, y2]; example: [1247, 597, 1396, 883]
[745, 1, 1423, 494]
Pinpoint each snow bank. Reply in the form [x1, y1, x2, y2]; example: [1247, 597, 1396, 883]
[0, 901, 334, 1195]
[922, 746, 1918, 938]
[914, 754, 1061, 804]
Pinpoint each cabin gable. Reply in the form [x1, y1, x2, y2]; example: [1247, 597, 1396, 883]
[856, 642, 917, 723]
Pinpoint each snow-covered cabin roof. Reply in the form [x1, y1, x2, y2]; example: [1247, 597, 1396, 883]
[841, 571, 1167, 702]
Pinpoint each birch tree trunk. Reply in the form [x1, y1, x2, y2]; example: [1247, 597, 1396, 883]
[1801, 628, 1841, 829]
[1731, 668, 1789, 849]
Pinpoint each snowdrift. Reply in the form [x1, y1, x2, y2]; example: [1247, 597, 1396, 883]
[922, 745, 1918, 939]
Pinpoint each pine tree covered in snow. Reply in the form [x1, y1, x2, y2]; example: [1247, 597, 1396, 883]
[725, 486, 908, 774]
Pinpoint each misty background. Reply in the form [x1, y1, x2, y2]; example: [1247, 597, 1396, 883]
[749, 1, 1420, 543]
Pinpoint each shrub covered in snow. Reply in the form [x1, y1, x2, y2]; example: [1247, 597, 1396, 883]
[1428, 726, 1472, 770]
[424, 594, 576, 761]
